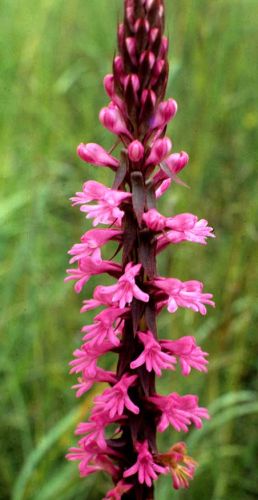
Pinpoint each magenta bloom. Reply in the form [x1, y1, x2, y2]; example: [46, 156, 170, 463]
[69, 340, 114, 378]
[96, 263, 149, 308]
[92, 374, 140, 419]
[143, 209, 215, 246]
[81, 307, 126, 347]
[70, 180, 131, 226]
[153, 277, 215, 315]
[65, 257, 121, 293]
[160, 336, 209, 376]
[130, 330, 176, 376]
[66, 441, 119, 478]
[123, 441, 167, 487]
[72, 368, 117, 397]
[148, 393, 210, 432]
[66, 1, 214, 497]
[68, 228, 122, 263]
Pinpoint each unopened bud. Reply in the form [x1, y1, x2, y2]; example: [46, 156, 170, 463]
[165, 151, 189, 174]
[160, 36, 169, 58]
[150, 98, 177, 130]
[124, 74, 140, 93]
[99, 105, 132, 139]
[140, 50, 156, 70]
[125, 37, 137, 65]
[128, 140, 145, 162]
[113, 56, 125, 85]
[155, 178, 171, 198]
[103, 74, 114, 98]
[77, 143, 119, 169]
[145, 137, 172, 166]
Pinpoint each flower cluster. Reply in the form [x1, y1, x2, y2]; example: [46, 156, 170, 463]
[66, 1, 214, 499]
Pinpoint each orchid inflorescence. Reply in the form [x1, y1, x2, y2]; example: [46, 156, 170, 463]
[65, 1, 215, 498]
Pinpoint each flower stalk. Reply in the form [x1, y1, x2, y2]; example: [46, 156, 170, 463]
[65, 1, 215, 499]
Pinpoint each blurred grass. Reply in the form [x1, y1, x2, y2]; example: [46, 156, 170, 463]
[1, 0, 258, 499]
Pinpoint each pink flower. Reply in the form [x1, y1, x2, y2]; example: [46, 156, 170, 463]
[143, 210, 214, 246]
[80, 298, 104, 313]
[130, 330, 176, 376]
[148, 393, 210, 432]
[81, 202, 125, 227]
[75, 410, 122, 450]
[123, 440, 167, 487]
[66, 445, 100, 477]
[70, 180, 108, 205]
[81, 307, 127, 347]
[103, 480, 133, 500]
[160, 336, 209, 376]
[92, 373, 140, 418]
[65, 257, 121, 293]
[66, 441, 118, 478]
[69, 340, 114, 378]
[142, 208, 167, 231]
[153, 277, 215, 315]
[95, 262, 149, 308]
[70, 181, 131, 227]
[165, 213, 215, 244]
[80, 281, 129, 312]
[68, 228, 122, 263]
[76, 419, 109, 451]
[157, 442, 197, 490]
[77, 143, 120, 170]
[72, 368, 117, 397]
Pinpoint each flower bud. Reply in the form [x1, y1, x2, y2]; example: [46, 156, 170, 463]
[124, 74, 140, 93]
[125, 37, 137, 65]
[117, 23, 125, 53]
[145, 137, 172, 166]
[140, 89, 157, 123]
[77, 143, 119, 169]
[140, 50, 156, 70]
[160, 36, 169, 58]
[134, 18, 150, 53]
[155, 178, 171, 198]
[150, 98, 178, 131]
[128, 140, 145, 162]
[113, 56, 125, 87]
[165, 151, 189, 174]
[103, 74, 114, 98]
[99, 105, 132, 138]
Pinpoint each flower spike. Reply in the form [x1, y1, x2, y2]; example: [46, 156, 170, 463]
[65, 1, 214, 498]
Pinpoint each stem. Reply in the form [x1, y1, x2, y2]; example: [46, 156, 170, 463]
[115, 207, 157, 499]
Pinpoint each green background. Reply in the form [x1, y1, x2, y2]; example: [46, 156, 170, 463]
[1, 0, 258, 499]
